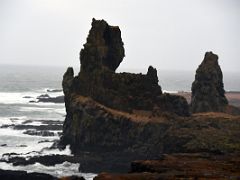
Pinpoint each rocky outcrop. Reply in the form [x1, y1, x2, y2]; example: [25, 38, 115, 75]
[60, 19, 190, 156]
[36, 94, 64, 103]
[80, 18, 124, 72]
[191, 52, 228, 113]
[60, 95, 240, 172]
[62, 18, 189, 115]
[95, 153, 240, 179]
[59, 19, 240, 173]
[0, 169, 57, 180]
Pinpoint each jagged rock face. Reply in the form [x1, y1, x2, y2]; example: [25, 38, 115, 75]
[80, 18, 125, 72]
[60, 19, 190, 160]
[65, 18, 189, 115]
[191, 52, 228, 113]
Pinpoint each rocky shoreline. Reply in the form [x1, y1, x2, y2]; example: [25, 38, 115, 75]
[2, 18, 240, 179]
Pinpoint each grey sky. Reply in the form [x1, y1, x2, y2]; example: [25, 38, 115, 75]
[0, 0, 239, 72]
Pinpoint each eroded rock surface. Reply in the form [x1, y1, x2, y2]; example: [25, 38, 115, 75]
[191, 52, 228, 113]
[60, 19, 190, 156]
[59, 19, 240, 174]
[62, 18, 189, 115]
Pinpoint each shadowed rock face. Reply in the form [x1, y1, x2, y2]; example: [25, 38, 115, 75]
[80, 18, 125, 72]
[60, 18, 190, 164]
[191, 52, 228, 113]
[59, 20, 240, 174]
[62, 18, 188, 115]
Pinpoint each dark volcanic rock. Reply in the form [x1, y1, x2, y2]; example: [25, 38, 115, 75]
[80, 18, 125, 72]
[23, 96, 33, 99]
[94, 153, 240, 179]
[62, 18, 189, 115]
[2, 155, 79, 166]
[58, 19, 240, 173]
[60, 19, 190, 156]
[14, 124, 62, 131]
[38, 94, 50, 98]
[23, 130, 55, 137]
[47, 89, 62, 93]
[0, 169, 85, 180]
[36, 95, 64, 103]
[191, 52, 228, 113]
[0, 169, 57, 180]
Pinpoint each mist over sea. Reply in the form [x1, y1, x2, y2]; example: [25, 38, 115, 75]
[0, 64, 239, 178]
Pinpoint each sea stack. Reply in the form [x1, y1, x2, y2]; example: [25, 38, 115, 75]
[191, 52, 228, 113]
[59, 20, 240, 173]
[60, 18, 189, 156]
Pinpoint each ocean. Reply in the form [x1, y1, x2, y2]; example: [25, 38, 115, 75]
[0, 64, 239, 178]
[0, 65, 95, 179]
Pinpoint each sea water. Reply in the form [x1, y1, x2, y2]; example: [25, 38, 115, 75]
[0, 64, 239, 178]
[0, 65, 95, 179]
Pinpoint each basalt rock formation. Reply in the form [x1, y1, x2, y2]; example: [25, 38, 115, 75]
[60, 18, 190, 168]
[60, 19, 240, 173]
[62, 18, 189, 115]
[191, 52, 228, 113]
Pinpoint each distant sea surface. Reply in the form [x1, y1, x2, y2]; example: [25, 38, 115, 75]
[1, 65, 239, 93]
[0, 64, 239, 178]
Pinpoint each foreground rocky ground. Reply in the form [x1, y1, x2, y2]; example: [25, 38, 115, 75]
[95, 153, 240, 179]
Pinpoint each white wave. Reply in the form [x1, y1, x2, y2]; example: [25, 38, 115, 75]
[19, 106, 56, 112]
[0, 90, 63, 105]
[162, 90, 178, 94]
[0, 116, 28, 126]
[0, 116, 27, 126]
[36, 102, 62, 106]
[0, 127, 58, 156]
[0, 92, 38, 104]
[0, 161, 96, 179]
[0, 124, 70, 157]
[22, 121, 43, 126]
[53, 107, 66, 114]
[18, 105, 65, 116]
[0, 116, 64, 128]
[41, 145, 72, 156]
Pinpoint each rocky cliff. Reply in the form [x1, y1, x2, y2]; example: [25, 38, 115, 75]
[60, 19, 240, 173]
[191, 52, 228, 113]
[63, 18, 189, 115]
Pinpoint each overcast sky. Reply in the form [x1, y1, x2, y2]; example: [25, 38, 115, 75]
[0, 0, 239, 72]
